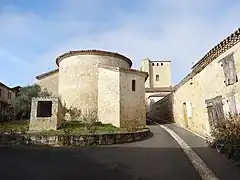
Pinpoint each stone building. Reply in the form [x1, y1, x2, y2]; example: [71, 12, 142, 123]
[35, 50, 148, 128]
[139, 58, 173, 112]
[149, 27, 240, 137]
[0, 82, 20, 121]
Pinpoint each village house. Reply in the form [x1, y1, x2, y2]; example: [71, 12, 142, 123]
[0, 82, 20, 121]
[148, 27, 240, 137]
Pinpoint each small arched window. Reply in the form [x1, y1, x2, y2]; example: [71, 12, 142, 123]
[152, 63, 154, 66]
[156, 74, 159, 81]
[132, 80, 136, 91]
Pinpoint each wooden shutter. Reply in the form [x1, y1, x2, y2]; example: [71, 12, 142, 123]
[228, 94, 237, 116]
[206, 96, 224, 124]
[207, 105, 214, 123]
[214, 101, 225, 121]
[222, 59, 230, 86]
[228, 55, 237, 84]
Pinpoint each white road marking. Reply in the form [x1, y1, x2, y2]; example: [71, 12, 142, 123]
[152, 121, 219, 180]
[173, 123, 206, 140]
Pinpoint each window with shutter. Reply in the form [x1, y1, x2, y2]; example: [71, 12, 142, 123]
[205, 96, 225, 129]
[221, 54, 237, 86]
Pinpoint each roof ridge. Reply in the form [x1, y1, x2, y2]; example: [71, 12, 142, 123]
[175, 27, 240, 90]
[55, 49, 132, 67]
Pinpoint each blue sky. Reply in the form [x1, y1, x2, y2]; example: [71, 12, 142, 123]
[0, 0, 240, 87]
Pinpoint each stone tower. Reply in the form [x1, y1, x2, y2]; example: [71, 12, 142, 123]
[140, 58, 171, 88]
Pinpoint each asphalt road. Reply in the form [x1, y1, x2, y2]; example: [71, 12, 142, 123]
[0, 122, 240, 180]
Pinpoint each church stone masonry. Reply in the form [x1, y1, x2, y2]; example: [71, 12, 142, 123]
[35, 50, 148, 129]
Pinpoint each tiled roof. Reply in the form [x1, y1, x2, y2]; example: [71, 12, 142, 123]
[35, 69, 59, 80]
[56, 50, 132, 67]
[175, 27, 240, 90]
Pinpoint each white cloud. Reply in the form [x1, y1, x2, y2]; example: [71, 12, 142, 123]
[0, 0, 240, 86]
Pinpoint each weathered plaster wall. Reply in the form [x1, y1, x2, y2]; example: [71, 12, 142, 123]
[120, 70, 146, 128]
[36, 71, 59, 97]
[173, 42, 240, 136]
[58, 55, 130, 110]
[98, 66, 120, 127]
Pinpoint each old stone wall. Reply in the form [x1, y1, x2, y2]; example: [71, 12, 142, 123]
[98, 65, 120, 127]
[58, 55, 130, 111]
[148, 93, 174, 123]
[36, 70, 59, 97]
[120, 70, 146, 128]
[173, 42, 240, 136]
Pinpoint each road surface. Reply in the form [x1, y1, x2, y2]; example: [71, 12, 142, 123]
[0, 121, 240, 180]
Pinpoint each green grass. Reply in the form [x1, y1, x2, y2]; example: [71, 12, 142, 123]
[0, 120, 121, 135]
[0, 120, 29, 132]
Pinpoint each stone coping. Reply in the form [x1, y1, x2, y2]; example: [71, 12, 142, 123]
[35, 69, 59, 80]
[145, 87, 174, 93]
[0, 128, 151, 147]
[56, 49, 133, 68]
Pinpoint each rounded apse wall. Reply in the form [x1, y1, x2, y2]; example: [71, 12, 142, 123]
[57, 50, 132, 111]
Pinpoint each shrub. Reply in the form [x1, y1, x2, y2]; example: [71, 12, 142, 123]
[15, 84, 51, 120]
[210, 114, 240, 164]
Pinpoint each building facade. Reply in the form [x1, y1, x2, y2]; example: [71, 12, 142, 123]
[148, 28, 240, 137]
[140, 58, 173, 112]
[173, 28, 240, 136]
[35, 50, 148, 128]
[0, 82, 20, 121]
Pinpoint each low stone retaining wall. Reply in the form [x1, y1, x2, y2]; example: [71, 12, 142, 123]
[0, 128, 151, 147]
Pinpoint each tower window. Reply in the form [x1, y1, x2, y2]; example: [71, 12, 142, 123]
[161, 63, 163, 66]
[157, 63, 159, 66]
[132, 80, 136, 91]
[156, 75, 159, 81]
[152, 63, 154, 66]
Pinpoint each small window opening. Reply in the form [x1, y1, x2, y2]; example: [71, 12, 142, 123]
[161, 63, 163, 66]
[157, 63, 159, 66]
[37, 101, 52, 117]
[156, 74, 159, 81]
[8, 92, 11, 100]
[132, 80, 136, 91]
[152, 63, 154, 66]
